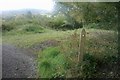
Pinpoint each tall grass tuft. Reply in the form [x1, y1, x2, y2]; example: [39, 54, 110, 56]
[37, 47, 69, 78]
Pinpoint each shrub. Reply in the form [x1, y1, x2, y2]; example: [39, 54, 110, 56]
[60, 23, 74, 30]
[24, 24, 44, 33]
[81, 53, 98, 78]
[103, 55, 119, 64]
[85, 22, 117, 30]
[2, 24, 15, 32]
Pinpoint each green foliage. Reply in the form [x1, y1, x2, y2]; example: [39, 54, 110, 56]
[3, 2, 118, 31]
[59, 30, 84, 77]
[101, 54, 119, 66]
[85, 23, 98, 29]
[60, 23, 75, 30]
[48, 14, 66, 30]
[82, 53, 98, 78]
[37, 47, 69, 78]
[58, 30, 98, 78]
[96, 54, 119, 77]
[2, 24, 15, 32]
[54, 2, 118, 30]
[39, 47, 60, 58]
[24, 24, 44, 33]
[38, 58, 54, 78]
[38, 46, 119, 78]
[85, 22, 117, 30]
[80, 53, 119, 78]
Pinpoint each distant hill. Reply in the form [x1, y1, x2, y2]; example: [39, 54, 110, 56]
[2, 9, 51, 18]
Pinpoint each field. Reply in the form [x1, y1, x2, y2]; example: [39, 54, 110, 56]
[2, 2, 119, 78]
[2, 22, 119, 78]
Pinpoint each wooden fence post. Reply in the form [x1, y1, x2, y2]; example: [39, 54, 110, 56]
[78, 28, 86, 62]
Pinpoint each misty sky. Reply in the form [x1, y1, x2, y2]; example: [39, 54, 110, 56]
[0, 0, 119, 11]
[0, 0, 55, 11]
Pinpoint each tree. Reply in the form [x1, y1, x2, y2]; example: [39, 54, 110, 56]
[53, 2, 118, 29]
[26, 10, 32, 19]
[53, 2, 83, 29]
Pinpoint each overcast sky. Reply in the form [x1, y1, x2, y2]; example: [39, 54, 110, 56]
[0, 0, 55, 11]
[0, 0, 119, 11]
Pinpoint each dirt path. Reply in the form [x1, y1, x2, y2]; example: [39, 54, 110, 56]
[2, 44, 37, 78]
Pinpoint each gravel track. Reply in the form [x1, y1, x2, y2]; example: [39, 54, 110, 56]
[2, 44, 37, 78]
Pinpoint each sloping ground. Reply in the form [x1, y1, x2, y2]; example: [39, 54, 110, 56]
[35, 29, 119, 78]
[2, 44, 37, 78]
[31, 39, 60, 52]
[2, 29, 119, 78]
[86, 29, 118, 56]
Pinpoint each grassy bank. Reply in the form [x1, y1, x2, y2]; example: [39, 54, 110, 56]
[2, 28, 75, 48]
[2, 26, 119, 78]
[37, 29, 119, 78]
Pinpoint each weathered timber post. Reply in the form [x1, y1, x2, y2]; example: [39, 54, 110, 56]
[78, 28, 86, 62]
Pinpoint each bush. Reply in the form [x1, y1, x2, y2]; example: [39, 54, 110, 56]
[60, 23, 74, 30]
[82, 53, 98, 78]
[2, 24, 15, 32]
[85, 22, 117, 30]
[103, 55, 119, 64]
[24, 24, 44, 33]
[48, 20, 64, 30]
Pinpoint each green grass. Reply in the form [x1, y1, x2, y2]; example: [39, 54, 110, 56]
[36, 29, 118, 78]
[37, 47, 68, 78]
[2, 25, 118, 78]
[2, 28, 118, 49]
[86, 29, 118, 58]
[2, 28, 75, 48]
[2, 23, 45, 35]
[2, 13, 119, 78]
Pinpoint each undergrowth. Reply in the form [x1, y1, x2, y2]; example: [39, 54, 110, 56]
[37, 47, 69, 78]
[37, 29, 119, 78]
